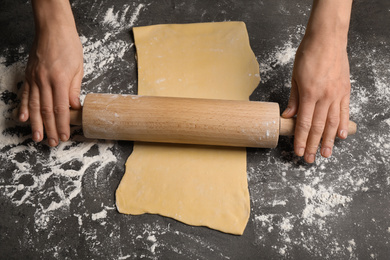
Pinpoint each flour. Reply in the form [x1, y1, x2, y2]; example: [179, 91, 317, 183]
[2, 3, 389, 258]
[147, 235, 157, 243]
[92, 209, 108, 221]
[258, 39, 298, 85]
[301, 184, 352, 223]
[81, 34, 130, 85]
[80, 4, 150, 96]
[279, 217, 293, 232]
[274, 41, 296, 66]
[103, 7, 120, 28]
[129, 4, 146, 27]
[147, 235, 159, 254]
[0, 59, 27, 146]
[102, 3, 146, 30]
[0, 33, 120, 233]
[0, 3, 152, 256]
[247, 22, 390, 258]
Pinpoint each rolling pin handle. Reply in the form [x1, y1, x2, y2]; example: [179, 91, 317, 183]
[70, 108, 83, 126]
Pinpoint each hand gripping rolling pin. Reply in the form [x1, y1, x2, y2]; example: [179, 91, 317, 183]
[70, 94, 357, 148]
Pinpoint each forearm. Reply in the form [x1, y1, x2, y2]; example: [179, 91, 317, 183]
[31, 0, 76, 32]
[305, 0, 353, 47]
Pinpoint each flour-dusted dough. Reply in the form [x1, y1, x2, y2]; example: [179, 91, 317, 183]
[116, 22, 260, 235]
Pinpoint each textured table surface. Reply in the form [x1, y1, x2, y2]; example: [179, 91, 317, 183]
[1, 0, 389, 259]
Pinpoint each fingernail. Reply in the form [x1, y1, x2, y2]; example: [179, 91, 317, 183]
[297, 148, 305, 157]
[60, 134, 68, 142]
[321, 147, 332, 158]
[306, 154, 315, 163]
[282, 107, 291, 116]
[340, 130, 347, 139]
[19, 113, 25, 121]
[48, 138, 57, 147]
[33, 131, 41, 142]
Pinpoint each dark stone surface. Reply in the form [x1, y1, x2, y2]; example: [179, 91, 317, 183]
[0, 0, 389, 259]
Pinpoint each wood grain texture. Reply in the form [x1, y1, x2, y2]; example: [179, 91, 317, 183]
[71, 94, 357, 146]
[81, 93, 280, 148]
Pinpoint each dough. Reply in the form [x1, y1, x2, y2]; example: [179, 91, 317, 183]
[116, 22, 260, 235]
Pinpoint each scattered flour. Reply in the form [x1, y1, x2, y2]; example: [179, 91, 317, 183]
[279, 217, 293, 232]
[300, 184, 352, 223]
[274, 41, 296, 66]
[0, 59, 27, 146]
[129, 4, 146, 27]
[80, 34, 130, 83]
[1, 4, 389, 259]
[248, 24, 390, 258]
[102, 3, 146, 30]
[147, 235, 157, 243]
[92, 209, 108, 221]
[0, 9, 125, 233]
[259, 39, 297, 83]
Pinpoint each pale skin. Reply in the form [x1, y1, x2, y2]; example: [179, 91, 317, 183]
[19, 0, 83, 147]
[282, 0, 353, 163]
[19, 0, 352, 163]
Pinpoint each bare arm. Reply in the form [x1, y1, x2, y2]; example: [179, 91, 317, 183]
[282, 0, 353, 163]
[19, 0, 83, 146]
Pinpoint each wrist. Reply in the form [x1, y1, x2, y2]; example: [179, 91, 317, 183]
[305, 0, 352, 48]
[32, 0, 76, 32]
[302, 30, 348, 52]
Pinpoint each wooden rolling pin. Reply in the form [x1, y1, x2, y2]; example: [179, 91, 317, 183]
[70, 93, 357, 148]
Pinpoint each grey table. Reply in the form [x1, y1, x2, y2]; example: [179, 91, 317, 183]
[1, 0, 389, 259]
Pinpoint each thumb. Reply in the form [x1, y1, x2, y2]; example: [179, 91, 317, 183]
[69, 71, 83, 109]
[282, 79, 299, 118]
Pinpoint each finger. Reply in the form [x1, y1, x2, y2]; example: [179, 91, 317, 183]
[304, 102, 330, 163]
[337, 93, 350, 139]
[52, 79, 71, 142]
[282, 79, 299, 118]
[28, 82, 44, 142]
[321, 103, 340, 158]
[294, 98, 316, 157]
[19, 81, 30, 122]
[39, 82, 59, 147]
[69, 69, 83, 109]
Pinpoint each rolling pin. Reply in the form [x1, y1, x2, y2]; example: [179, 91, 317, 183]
[70, 93, 357, 148]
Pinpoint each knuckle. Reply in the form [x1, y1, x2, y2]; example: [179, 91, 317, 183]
[296, 119, 312, 132]
[40, 105, 54, 117]
[24, 72, 33, 82]
[300, 93, 316, 103]
[323, 138, 335, 146]
[33, 66, 46, 81]
[300, 86, 320, 101]
[323, 88, 338, 100]
[28, 68, 47, 86]
[327, 117, 339, 128]
[340, 105, 350, 114]
[306, 144, 319, 153]
[21, 88, 29, 100]
[294, 140, 306, 148]
[53, 105, 69, 115]
[52, 74, 71, 90]
[28, 100, 40, 111]
[310, 125, 325, 136]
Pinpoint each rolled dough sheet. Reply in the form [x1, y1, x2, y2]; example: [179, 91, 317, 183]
[116, 22, 260, 235]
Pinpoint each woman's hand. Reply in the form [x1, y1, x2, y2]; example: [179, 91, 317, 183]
[19, 0, 83, 146]
[282, 0, 353, 163]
